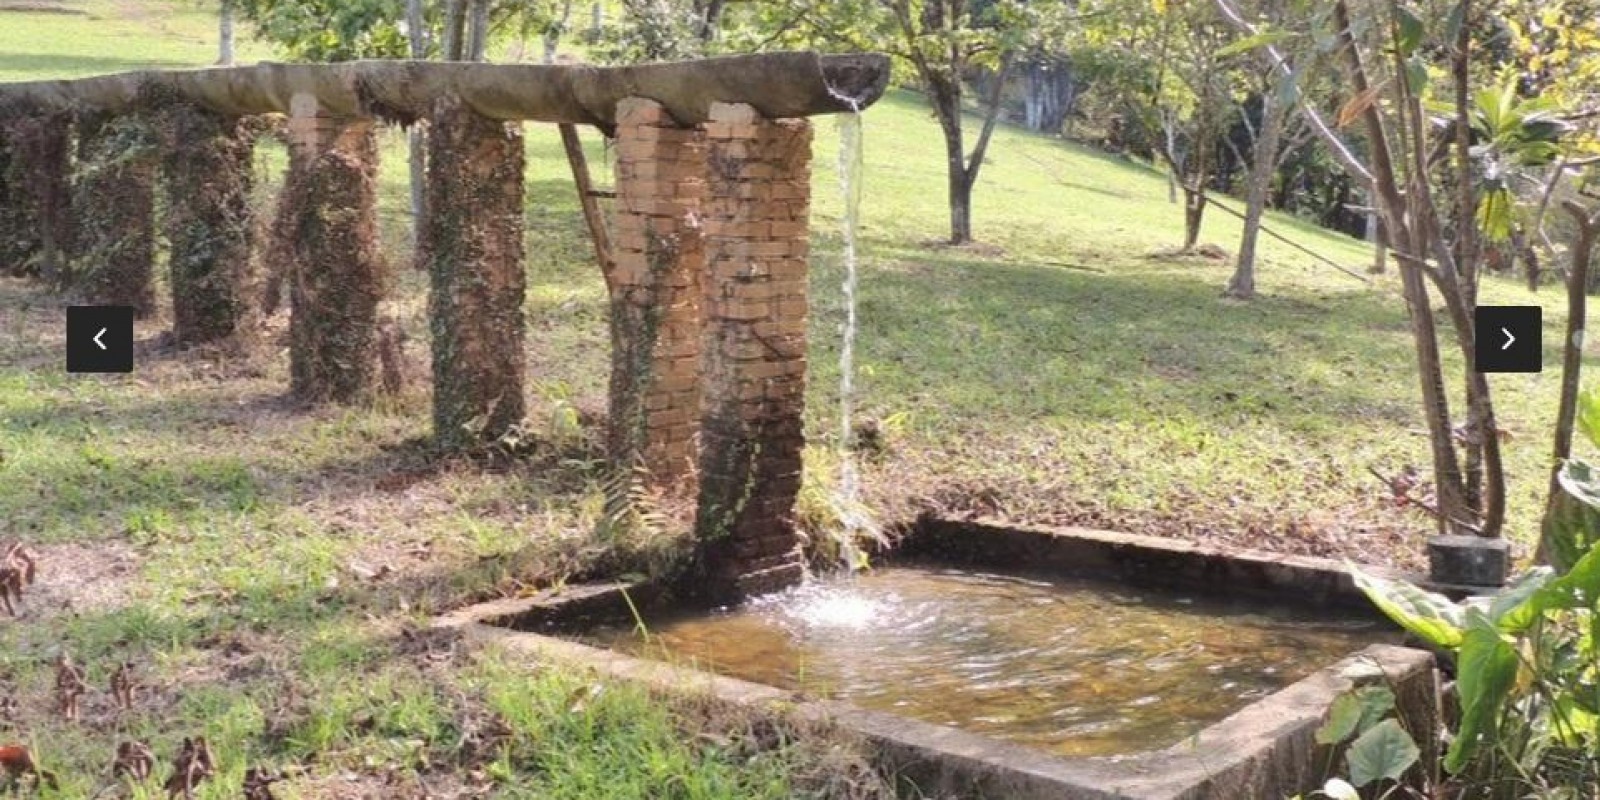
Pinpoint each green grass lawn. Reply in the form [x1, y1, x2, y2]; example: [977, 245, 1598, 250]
[0, 0, 1592, 796]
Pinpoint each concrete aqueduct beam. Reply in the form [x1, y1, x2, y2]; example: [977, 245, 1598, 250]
[0, 52, 890, 127]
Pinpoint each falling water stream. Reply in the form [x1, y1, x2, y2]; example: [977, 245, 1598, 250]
[833, 105, 869, 571]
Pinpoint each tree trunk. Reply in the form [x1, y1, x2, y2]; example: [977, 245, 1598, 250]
[694, 0, 726, 42]
[406, 0, 427, 261]
[218, 0, 236, 66]
[1329, 0, 1472, 534]
[949, 168, 974, 245]
[1021, 61, 1074, 134]
[933, 84, 971, 245]
[543, 0, 573, 63]
[926, 59, 1009, 246]
[1370, 216, 1388, 274]
[467, 0, 490, 62]
[1539, 202, 1600, 566]
[1227, 88, 1286, 299]
[1184, 103, 1216, 251]
[1516, 227, 1539, 291]
[1161, 112, 1180, 204]
[1182, 187, 1206, 251]
[443, 0, 466, 61]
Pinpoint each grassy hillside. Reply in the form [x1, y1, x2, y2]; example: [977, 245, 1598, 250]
[0, 1, 1591, 796]
[0, 1, 273, 82]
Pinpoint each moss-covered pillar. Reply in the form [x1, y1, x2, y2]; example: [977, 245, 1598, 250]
[69, 111, 157, 315]
[279, 93, 386, 404]
[422, 94, 526, 447]
[158, 103, 258, 345]
[0, 103, 72, 281]
[692, 103, 813, 603]
[608, 98, 707, 489]
[0, 124, 9, 274]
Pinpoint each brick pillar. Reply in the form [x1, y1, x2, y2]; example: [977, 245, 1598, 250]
[70, 111, 157, 315]
[158, 104, 257, 345]
[422, 94, 526, 447]
[608, 98, 706, 489]
[0, 122, 9, 275]
[693, 103, 812, 603]
[0, 105, 71, 282]
[280, 93, 386, 404]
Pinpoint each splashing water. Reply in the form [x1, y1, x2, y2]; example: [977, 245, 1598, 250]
[833, 105, 870, 571]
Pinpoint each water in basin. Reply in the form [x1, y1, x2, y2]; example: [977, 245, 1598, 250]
[585, 564, 1385, 757]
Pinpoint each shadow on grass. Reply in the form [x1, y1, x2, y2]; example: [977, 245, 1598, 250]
[0, 384, 618, 546]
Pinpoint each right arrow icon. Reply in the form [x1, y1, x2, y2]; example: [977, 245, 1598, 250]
[1473, 306, 1540, 373]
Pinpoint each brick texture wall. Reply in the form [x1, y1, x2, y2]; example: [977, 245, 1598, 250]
[692, 102, 812, 602]
[608, 98, 708, 491]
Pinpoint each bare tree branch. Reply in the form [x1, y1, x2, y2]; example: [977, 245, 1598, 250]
[1211, 0, 1374, 185]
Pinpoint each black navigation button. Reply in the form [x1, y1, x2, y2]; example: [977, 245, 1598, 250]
[1474, 305, 1540, 373]
[66, 306, 134, 374]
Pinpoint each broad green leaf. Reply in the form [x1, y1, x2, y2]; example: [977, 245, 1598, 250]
[1552, 697, 1599, 747]
[1404, 56, 1430, 96]
[1442, 1, 1466, 46]
[1395, 5, 1425, 56]
[1216, 29, 1293, 58]
[1476, 187, 1514, 242]
[1536, 537, 1600, 612]
[1491, 567, 1557, 632]
[1445, 619, 1520, 773]
[1578, 390, 1600, 449]
[1318, 695, 1363, 745]
[1318, 686, 1397, 745]
[1541, 482, 1600, 574]
[1353, 568, 1465, 647]
[1273, 70, 1301, 108]
[1347, 719, 1420, 787]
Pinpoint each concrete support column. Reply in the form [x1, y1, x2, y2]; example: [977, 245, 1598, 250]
[281, 93, 386, 404]
[608, 97, 707, 489]
[422, 94, 526, 447]
[693, 102, 813, 603]
[159, 104, 257, 345]
[70, 112, 157, 315]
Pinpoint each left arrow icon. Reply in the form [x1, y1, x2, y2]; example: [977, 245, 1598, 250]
[67, 307, 135, 374]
